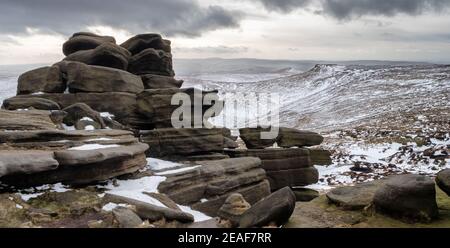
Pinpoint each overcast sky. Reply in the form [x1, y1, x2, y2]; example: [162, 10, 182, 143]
[0, 0, 450, 65]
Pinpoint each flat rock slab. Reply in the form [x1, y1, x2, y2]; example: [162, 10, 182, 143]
[0, 110, 57, 131]
[226, 148, 312, 171]
[140, 128, 227, 157]
[0, 150, 59, 177]
[436, 169, 450, 196]
[65, 62, 144, 94]
[277, 128, 324, 147]
[327, 180, 386, 210]
[2, 97, 61, 111]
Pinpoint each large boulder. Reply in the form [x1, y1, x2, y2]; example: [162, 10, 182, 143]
[17, 66, 65, 95]
[278, 128, 324, 147]
[121, 33, 171, 55]
[62, 103, 106, 129]
[128, 48, 174, 76]
[239, 187, 296, 228]
[141, 74, 183, 89]
[239, 127, 277, 149]
[373, 174, 439, 222]
[157, 157, 271, 216]
[140, 128, 227, 158]
[65, 62, 144, 94]
[2, 97, 60, 111]
[436, 169, 450, 196]
[62, 32, 115, 56]
[64, 43, 131, 70]
[137, 88, 221, 128]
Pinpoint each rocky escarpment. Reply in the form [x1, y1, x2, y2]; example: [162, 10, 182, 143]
[1, 31, 307, 228]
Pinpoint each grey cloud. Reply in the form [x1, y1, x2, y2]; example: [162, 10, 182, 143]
[0, 0, 243, 37]
[254, 0, 450, 19]
[174, 46, 249, 54]
[257, 0, 312, 12]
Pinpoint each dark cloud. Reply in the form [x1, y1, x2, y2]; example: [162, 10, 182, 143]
[257, 0, 312, 12]
[0, 0, 243, 37]
[255, 0, 450, 19]
[174, 46, 249, 54]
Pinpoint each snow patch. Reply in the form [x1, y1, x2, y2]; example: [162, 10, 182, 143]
[68, 144, 120, 150]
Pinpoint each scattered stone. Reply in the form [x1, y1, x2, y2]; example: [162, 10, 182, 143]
[217, 193, 251, 227]
[436, 169, 450, 196]
[239, 187, 296, 228]
[292, 188, 319, 202]
[373, 174, 439, 222]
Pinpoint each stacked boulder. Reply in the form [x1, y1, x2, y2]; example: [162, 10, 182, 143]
[0, 32, 275, 224]
[0, 109, 148, 187]
[226, 127, 329, 191]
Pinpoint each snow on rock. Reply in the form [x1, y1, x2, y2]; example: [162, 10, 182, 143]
[68, 144, 120, 151]
[100, 112, 115, 119]
[146, 158, 183, 171]
[17, 183, 70, 201]
[155, 165, 201, 176]
[62, 124, 76, 131]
